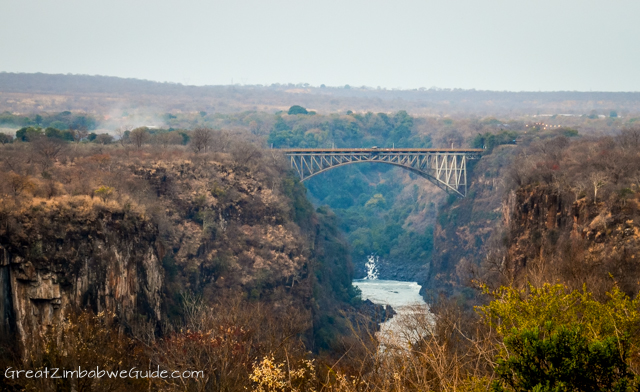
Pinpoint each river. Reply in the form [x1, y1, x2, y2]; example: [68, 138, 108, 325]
[353, 256, 432, 348]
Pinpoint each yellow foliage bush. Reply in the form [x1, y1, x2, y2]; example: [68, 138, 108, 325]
[94, 185, 114, 201]
[250, 355, 316, 392]
[478, 283, 640, 343]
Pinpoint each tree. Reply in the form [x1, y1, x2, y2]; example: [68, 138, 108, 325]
[32, 136, 66, 161]
[115, 126, 131, 147]
[70, 127, 89, 144]
[211, 130, 231, 152]
[590, 171, 607, 204]
[190, 127, 213, 153]
[129, 127, 150, 149]
[230, 140, 262, 166]
[31, 136, 66, 171]
[94, 133, 114, 145]
[155, 131, 183, 149]
[483, 284, 640, 392]
[44, 127, 73, 141]
[438, 129, 464, 148]
[288, 105, 308, 115]
[94, 186, 114, 202]
[16, 126, 43, 141]
[249, 120, 260, 135]
[7, 172, 35, 196]
[44, 127, 63, 139]
[472, 131, 518, 150]
[70, 114, 97, 130]
[619, 126, 640, 149]
[491, 325, 633, 392]
[569, 179, 587, 202]
[0, 132, 12, 144]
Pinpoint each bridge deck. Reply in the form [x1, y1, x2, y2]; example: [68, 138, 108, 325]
[280, 148, 484, 153]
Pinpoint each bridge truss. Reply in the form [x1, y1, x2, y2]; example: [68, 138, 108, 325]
[282, 148, 484, 197]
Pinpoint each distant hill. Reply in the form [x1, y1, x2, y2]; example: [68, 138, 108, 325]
[1, 72, 640, 116]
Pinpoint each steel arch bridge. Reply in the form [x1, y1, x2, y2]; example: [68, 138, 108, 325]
[281, 148, 484, 197]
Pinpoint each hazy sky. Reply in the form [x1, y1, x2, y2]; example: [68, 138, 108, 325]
[1, 0, 639, 91]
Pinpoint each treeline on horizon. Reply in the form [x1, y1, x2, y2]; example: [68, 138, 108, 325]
[3, 124, 189, 148]
[3, 72, 640, 100]
[4, 72, 640, 115]
[0, 110, 96, 130]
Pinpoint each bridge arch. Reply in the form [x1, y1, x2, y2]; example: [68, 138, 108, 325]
[282, 148, 483, 197]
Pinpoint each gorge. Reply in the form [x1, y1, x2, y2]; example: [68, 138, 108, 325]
[1, 81, 640, 390]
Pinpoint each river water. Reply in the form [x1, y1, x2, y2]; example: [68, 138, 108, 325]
[353, 256, 432, 348]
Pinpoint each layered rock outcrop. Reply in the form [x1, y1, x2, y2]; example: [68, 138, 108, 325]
[0, 197, 163, 359]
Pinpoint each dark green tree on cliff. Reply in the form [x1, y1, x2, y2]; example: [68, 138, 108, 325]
[288, 105, 308, 115]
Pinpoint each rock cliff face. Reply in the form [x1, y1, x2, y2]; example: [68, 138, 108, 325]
[427, 171, 640, 301]
[0, 197, 163, 359]
[129, 159, 313, 298]
[502, 185, 640, 294]
[0, 148, 358, 357]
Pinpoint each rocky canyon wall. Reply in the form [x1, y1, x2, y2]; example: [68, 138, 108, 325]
[0, 197, 163, 359]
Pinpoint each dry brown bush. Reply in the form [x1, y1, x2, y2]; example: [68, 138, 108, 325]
[148, 292, 311, 392]
[315, 300, 496, 392]
[4, 309, 150, 392]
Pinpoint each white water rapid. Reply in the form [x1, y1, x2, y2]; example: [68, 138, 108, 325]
[353, 255, 432, 349]
[364, 254, 379, 280]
